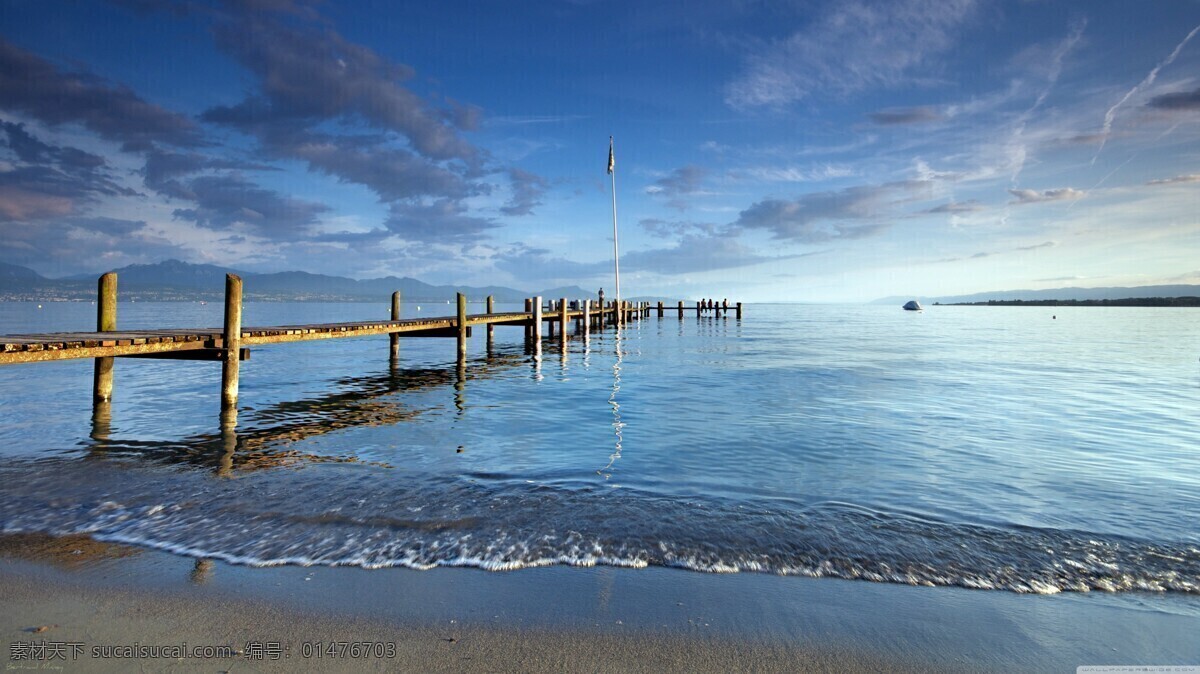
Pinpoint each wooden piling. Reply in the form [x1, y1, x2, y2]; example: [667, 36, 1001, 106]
[532, 296, 543, 341]
[486, 295, 495, 349]
[390, 291, 401, 360]
[583, 299, 591, 335]
[92, 272, 117, 402]
[736, 302, 743, 319]
[657, 301, 663, 318]
[456, 292, 467, 363]
[560, 297, 568, 345]
[696, 300, 702, 317]
[220, 274, 243, 411]
[524, 298, 533, 340]
[678, 300, 684, 319]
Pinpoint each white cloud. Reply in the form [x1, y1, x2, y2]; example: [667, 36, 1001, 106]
[1146, 174, 1200, 186]
[739, 164, 855, 183]
[725, 0, 979, 108]
[1008, 188, 1084, 204]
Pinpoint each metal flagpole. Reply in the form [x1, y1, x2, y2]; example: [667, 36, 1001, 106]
[608, 136, 620, 325]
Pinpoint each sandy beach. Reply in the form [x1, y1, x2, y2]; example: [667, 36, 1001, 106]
[3, 533, 1197, 672]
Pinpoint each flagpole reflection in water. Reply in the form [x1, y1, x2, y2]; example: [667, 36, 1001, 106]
[597, 326, 624, 480]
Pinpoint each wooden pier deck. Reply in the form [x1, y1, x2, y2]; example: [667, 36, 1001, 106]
[0, 272, 742, 412]
[1, 312, 535, 364]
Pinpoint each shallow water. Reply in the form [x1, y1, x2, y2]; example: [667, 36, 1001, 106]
[1, 301, 1198, 595]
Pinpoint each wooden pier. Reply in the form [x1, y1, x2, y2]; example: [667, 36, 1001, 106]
[1, 273, 742, 412]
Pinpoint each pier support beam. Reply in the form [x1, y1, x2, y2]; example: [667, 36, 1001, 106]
[736, 302, 743, 319]
[524, 298, 533, 341]
[221, 274, 243, 411]
[696, 300, 702, 318]
[390, 291, 401, 361]
[92, 272, 117, 402]
[583, 300, 591, 337]
[486, 295, 495, 351]
[657, 301, 663, 318]
[457, 292, 467, 363]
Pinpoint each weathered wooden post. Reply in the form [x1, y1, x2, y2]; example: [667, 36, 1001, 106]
[736, 302, 743, 319]
[547, 299, 555, 339]
[486, 295, 495, 350]
[532, 296, 543, 341]
[221, 274, 243, 411]
[696, 300, 702, 317]
[677, 300, 684, 319]
[583, 299, 591, 336]
[560, 297, 568, 345]
[456, 292, 468, 363]
[524, 298, 533, 341]
[657, 301, 664, 318]
[722, 299, 728, 315]
[92, 272, 118, 402]
[389, 291, 401, 361]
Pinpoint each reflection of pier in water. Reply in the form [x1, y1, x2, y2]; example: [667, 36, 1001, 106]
[85, 349, 534, 474]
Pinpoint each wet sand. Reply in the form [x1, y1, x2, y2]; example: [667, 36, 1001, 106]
[2, 533, 1198, 672]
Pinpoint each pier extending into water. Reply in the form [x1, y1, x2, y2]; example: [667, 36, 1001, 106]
[1, 273, 742, 412]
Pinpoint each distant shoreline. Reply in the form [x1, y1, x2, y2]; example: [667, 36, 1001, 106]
[938, 297, 1200, 307]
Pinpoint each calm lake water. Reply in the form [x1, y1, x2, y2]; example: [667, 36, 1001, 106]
[1, 302, 1198, 595]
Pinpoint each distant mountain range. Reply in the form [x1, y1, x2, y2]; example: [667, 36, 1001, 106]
[0, 260, 605, 303]
[873, 284, 1200, 305]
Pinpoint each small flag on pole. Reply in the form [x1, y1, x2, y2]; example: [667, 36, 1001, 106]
[607, 136, 615, 175]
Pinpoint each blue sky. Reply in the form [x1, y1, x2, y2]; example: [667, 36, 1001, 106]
[1, 0, 1197, 301]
